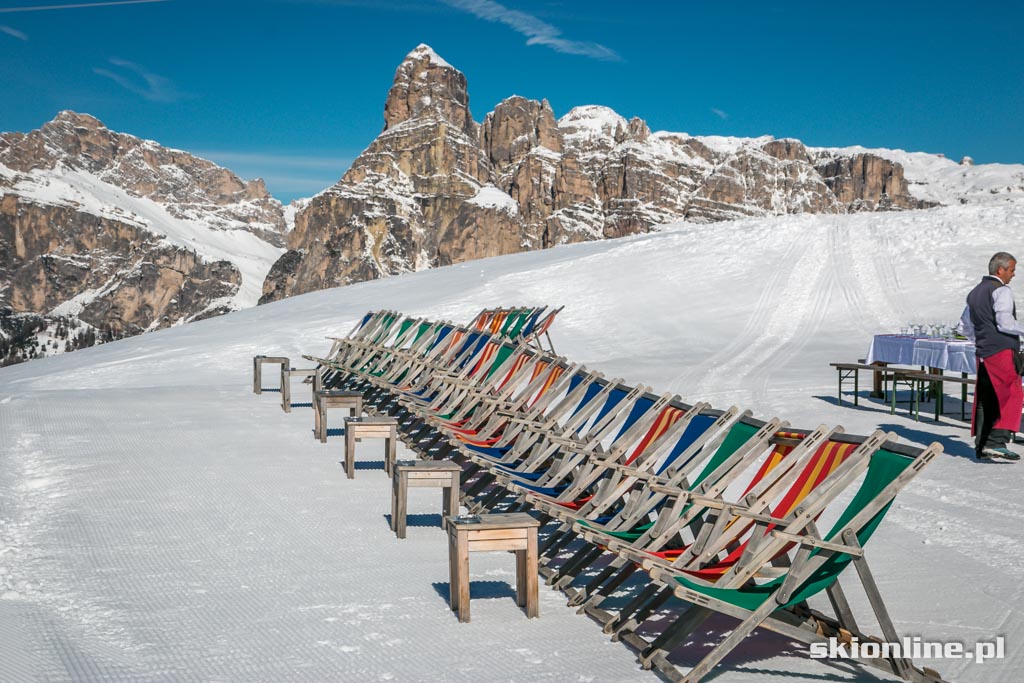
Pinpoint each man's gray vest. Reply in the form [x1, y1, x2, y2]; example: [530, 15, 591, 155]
[967, 277, 1020, 359]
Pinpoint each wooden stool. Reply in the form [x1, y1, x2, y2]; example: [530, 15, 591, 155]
[391, 461, 462, 538]
[446, 513, 540, 623]
[343, 415, 395, 479]
[315, 390, 363, 441]
[282, 366, 318, 413]
[253, 355, 288, 394]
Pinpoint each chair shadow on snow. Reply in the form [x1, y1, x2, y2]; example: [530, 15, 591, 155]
[430, 580, 516, 603]
[626, 604, 893, 683]
[875, 422, 987, 463]
[382, 512, 443, 529]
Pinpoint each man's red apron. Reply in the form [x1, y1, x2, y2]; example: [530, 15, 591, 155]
[971, 348, 1024, 433]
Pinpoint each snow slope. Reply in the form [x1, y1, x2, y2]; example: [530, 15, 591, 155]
[1, 202, 1022, 681]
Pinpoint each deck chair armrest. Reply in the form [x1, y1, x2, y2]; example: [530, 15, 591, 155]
[501, 414, 541, 424]
[605, 462, 655, 478]
[648, 483, 687, 497]
[544, 433, 586, 447]
[476, 395, 512, 407]
[769, 530, 864, 557]
[303, 354, 330, 364]
[708, 502, 789, 526]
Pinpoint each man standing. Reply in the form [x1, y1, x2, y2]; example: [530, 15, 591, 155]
[961, 252, 1024, 461]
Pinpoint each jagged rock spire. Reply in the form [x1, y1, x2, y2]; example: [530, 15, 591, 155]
[383, 44, 475, 136]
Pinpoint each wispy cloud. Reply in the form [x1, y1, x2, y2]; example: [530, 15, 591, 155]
[439, 0, 621, 61]
[0, 24, 28, 39]
[93, 57, 184, 102]
[0, 0, 167, 13]
[711, 108, 729, 120]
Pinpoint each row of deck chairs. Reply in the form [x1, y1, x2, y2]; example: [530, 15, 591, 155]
[299, 309, 947, 683]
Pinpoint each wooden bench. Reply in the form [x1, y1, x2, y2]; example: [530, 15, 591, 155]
[901, 371, 975, 422]
[253, 355, 288, 394]
[446, 513, 540, 623]
[391, 460, 462, 538]
[830, 361, 901, 406]
[343, 415, 396, 478]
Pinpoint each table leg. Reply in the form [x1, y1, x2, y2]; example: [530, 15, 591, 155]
[457, 530, 470, 622]
[395, 472, 407, 539]
[871, 362, 887, 399]
[386, 431, 396, 477]
[320, 404, 329, 444]
[448, 533, 459, 613]
[345, 428, 355, 479]
[281, 366, 291, 413]
[314, 397, 322, 441]
[516, 549, 527, 607]
[254, 358, 262, 394]
[525, 527, 538, 618]
[443, 477, 459, 530]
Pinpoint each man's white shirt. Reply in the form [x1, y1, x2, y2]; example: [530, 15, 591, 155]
[959, 275, 1024, 342]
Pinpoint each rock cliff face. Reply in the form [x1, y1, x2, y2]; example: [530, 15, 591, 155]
[0, 112, 285, 365]
[262, 45, 933, 303]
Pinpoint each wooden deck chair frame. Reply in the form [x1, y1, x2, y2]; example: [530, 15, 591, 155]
[635, 440, 945, 683]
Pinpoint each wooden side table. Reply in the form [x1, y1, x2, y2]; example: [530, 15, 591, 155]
[253, 355, 288, 394]
[446, 513, 540, 623]
[391, 461, 462, 538]
[315, 390, 363, 441]
[343, 416, 396, 479]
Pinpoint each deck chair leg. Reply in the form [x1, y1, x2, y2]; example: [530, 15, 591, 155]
[640, 604, 715, 669]
[677, 599, 779, 683]
[463, 471, 496, 498]
[824, 579, 861, 635]
[846, 532, 916, 680]
[576, 559, 635, 609]
[539, 523, 573, 556]
[603, 582, 663, 634]
[612, 583, 675, 641]
[551, 545, 604, 588]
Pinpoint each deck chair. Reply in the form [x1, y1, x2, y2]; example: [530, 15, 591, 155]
[462, 378, 642, 512]
[555, 415, 788, 611]
[633, 440, 945, 683]
[598, 427, 868, 640]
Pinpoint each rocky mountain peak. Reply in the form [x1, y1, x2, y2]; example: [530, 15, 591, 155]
[1, 111, 285, 244]
[482, 95, 562, 171]
[382, 44, 475, 136]
[262, 47, 944, 306]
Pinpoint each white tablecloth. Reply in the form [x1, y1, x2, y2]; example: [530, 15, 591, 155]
[865, 335, 977, 374]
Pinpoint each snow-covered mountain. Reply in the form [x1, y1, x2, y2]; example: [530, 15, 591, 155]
[262, 44, 1024, 304]
[0, 111, 286, 364]
[1, 202, 1021, 682]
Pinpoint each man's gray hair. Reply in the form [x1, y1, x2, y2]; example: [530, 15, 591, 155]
[989, 252, 1017, 275]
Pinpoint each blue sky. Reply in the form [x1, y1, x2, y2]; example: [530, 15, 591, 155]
[2, 0, 1022, 203]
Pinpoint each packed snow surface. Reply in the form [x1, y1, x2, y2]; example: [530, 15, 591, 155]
[2, 202, 1022, 681]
